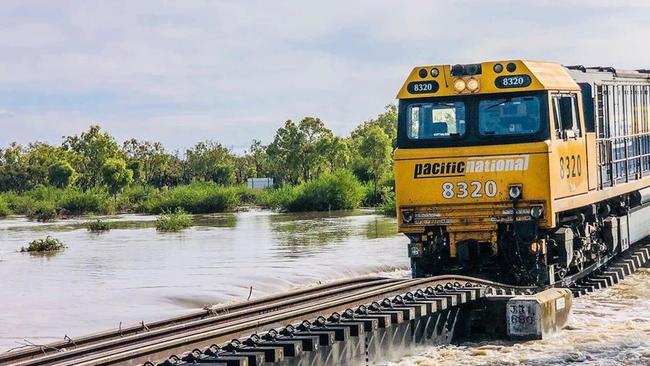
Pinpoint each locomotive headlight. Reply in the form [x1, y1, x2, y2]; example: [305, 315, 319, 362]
[402, 209, 414, 224]
[530, 205, 544, 219]
[530, 239, 546, 254]
[466, 78, 480, 92]
[453, 78, 466, 92]
[530, 241, 541, 253]
[508, 185, 522, 200]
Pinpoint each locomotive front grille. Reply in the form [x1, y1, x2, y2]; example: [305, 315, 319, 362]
[400, 201, 547, 232]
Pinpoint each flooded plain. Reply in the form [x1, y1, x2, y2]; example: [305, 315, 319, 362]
[2, 210, 649, 365]
[0, 209, 406, 352]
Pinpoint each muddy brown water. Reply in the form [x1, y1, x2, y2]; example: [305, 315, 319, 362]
[1, 210, 648, 365]
[0, 209, 406, 351]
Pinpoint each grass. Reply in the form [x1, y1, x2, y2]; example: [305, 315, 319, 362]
[21, 236, 65, 252]
[0, 186, 115, 220]
[155, 209, 194, 232]
[1, 192, 39, 215]
[26, 201, 58, 222]
[262, 170, 364, 212]
[144, 182, 239, 214]
[58, 188, 114, 216]
[256, 185, 299, 209]
[86, 218, 111, 232]
[0, 176, 388, 219]
[233, 185, 267, 206]
[379, 191, 396, 217]
[0, 198, 11, 217]
[116, 185, 158, 213]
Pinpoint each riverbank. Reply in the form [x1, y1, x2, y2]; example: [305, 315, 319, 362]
[0, 171, 396, 222]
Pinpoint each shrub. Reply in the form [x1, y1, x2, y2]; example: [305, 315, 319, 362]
[0, 198, 11, 217]
[118, 185, 158, 213]
[144, 182, 239, 214]
[48, 161, 77, 188]
[21, 236, 65, 252]
[379, 191, 396, 217]
[1, 192, 40, 215]
[27, 201, 58, 222]
[58, 189, 114, 216]
[257, 185, 301, 210]
[155, 209, 193, 232]
[101, 158, 134, 195]
[86, 218, 111, 232]
[361, 182, 379, 207]
[233, 185, 266, 206]
[362, 175, 395, 207]
[272, 170, 364, 212]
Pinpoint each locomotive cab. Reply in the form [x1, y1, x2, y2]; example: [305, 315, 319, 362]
[395, 60, 602, 285]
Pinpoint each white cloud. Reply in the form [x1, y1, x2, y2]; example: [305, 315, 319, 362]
[0, 0, 648, 150]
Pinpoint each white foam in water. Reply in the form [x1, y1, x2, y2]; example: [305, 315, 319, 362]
[390, 269, 650, 366]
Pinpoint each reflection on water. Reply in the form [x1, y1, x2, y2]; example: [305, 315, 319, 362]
[0, 209, 405, 351]
[270, 211, 397, 250]
[392, 269, 650, 366]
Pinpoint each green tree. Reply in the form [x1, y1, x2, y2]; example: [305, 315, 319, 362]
[267, 117, 333, 185]
[298, 117, 332, 181]
[48, 161, 77, 188]
[351, 104, 398, 150]
[0, 142, 70, 191]
[101, 158, 134, 196]
[184, 141, 235, 185]
[248, 139, 269, 177]
[25, 142, 69, 188]
[374, 104, 398, 149]
[123, 139, 182, 187]
[233, 155, 256, 184]
[267, 120, 305, 185]
[358, 126, 392, 205]
[0, 143, 30, 191]
[322, 135, 350, 173]
[63, 125, 123, 189]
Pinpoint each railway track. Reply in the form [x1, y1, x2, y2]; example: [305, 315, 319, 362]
[2, 276, 485, 366]
[3, 241, 649, 366]
[1, 277, 399, 365]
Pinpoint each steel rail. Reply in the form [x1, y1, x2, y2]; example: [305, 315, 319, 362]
[0, 276, 393, 366]
[39, 276, 479, 366]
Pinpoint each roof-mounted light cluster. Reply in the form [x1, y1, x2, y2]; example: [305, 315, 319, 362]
[450, 63, 482, 94]
[453, 76, 480, 93]
[451, 63, 482, 77]
[493, 62, 517, 74]
[418, 67, 440, 79]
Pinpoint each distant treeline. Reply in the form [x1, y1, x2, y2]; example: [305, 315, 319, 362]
[0, 105, 398, 218]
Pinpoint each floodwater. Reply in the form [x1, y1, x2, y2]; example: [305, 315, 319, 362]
[0, 209, 406, 352]
[392, 268, 650, 366]
[2, 210, 649, 365]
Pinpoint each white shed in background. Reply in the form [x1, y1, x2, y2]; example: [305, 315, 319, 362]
[247, 177, 274, 189]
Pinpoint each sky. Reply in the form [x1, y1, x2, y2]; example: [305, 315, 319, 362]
[0, 0, 648, 154]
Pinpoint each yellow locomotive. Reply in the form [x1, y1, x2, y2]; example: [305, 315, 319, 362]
[394, 60, 650, 285]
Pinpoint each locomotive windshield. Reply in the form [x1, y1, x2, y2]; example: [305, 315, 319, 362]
[407, 101, 466, 139]
[398, 91, 549, 147]
[479, 95, 541, 136]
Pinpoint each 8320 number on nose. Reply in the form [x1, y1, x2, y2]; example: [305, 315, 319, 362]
[442, 180, 497, 199]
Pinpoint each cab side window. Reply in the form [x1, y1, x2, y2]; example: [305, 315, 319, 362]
[552, 94, 581, 138]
